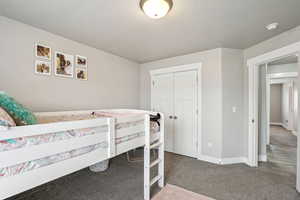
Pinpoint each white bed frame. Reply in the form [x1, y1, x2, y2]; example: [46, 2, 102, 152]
[0, 109, 164, 200]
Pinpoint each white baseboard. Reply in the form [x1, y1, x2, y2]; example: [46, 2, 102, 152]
[244, 159, 252, 166]
[220, 157, 247, 165]
[270, 122, 283, 126]
[198, 155, 221, 164]
[282, 123, 289, 130]
[198, 155, 247, 165]
[259, 154, 267, 162]
[270, 122, 290, 130]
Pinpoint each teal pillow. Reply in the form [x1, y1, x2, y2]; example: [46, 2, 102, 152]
[0, 92, 37, 126]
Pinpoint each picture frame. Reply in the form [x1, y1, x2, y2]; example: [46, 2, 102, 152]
[54, 51, 74, 78]
[35, 60, 51, 76]
[76, 55, 87, 68]
[75, 68, 88, 80]
[35, 43, 51, 60]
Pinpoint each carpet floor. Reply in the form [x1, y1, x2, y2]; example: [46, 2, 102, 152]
[8, 151, 300, 200]
[267, 125, 297, 175]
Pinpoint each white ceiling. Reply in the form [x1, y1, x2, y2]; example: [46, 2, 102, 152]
[1, 0, 300, 63]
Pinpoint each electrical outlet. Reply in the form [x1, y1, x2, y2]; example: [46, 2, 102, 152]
[208, 142, 212, 147]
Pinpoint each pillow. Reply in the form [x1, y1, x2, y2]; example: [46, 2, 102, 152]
[0, 107, 16, 130]
[0, 93, 37, 126]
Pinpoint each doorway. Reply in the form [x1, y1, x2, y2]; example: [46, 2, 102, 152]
[258, 56, 298, 174]
[247, 42, 300, 191]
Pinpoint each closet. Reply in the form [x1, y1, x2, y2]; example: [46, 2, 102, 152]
[151, 64, 201, 158]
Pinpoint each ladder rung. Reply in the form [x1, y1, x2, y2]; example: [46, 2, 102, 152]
[150, 142, 162, 149]
[150, 175, 162, 186]
[150, 159, 161, 168]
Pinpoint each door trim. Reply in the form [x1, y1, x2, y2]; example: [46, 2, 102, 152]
[150, 63, 202, 158]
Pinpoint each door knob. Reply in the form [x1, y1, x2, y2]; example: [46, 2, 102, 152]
[169, 116, 173, 119]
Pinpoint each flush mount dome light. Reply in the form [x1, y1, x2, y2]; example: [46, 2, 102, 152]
[266, 22, 279, 30]
[140, 0, 173, 19]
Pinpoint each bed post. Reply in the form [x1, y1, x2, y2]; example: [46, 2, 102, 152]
[144, 114, 151, 200]
[107, 118, 116, 158]
[158, 112, 164, 188]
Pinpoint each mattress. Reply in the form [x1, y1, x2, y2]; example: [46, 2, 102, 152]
[0, 111, 160, 178]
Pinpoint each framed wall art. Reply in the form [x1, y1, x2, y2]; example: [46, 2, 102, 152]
[54, 51, 74, 78]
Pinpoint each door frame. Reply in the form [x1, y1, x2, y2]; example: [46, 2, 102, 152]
[150, 63, 202, 158]
[247, 41, 300, 191]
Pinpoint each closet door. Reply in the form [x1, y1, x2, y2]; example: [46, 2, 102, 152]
[152, 74, 174, 152]
[173, 70, 198, 158]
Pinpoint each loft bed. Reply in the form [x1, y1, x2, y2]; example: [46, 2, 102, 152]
[0, 109, 164, 200]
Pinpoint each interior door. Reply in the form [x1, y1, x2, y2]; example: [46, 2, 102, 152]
[173, 70, 198, 158]
[152, 73, 174, 152]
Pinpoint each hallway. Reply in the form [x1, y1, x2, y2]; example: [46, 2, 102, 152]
[267, 125, 297, 174]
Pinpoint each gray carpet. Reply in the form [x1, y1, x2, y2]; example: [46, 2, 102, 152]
[8, 151, 300, 200]
[267, 125, 297, 174]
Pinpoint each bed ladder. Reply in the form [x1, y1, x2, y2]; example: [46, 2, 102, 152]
[144, 114, 164, 200]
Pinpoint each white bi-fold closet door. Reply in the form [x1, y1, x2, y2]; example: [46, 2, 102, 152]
[151, 66, 200, 159]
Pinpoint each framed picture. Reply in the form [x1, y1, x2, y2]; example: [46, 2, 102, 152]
[76, 68, 88, 80]
[35, 43, 51, 60]
[76, 55, 87, 68]
[35, 60, 51, 76]
[54, 51, 74, 78]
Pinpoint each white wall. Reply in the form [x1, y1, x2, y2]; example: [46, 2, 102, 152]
[270, 84, 282, 123]
[140, 48, 244, 160]
[268, 63, 298, 74]
[0, 16, 140, 112]
[140, 48, 223, 158]
[221, 49, 244, 158]
[243, 25, 300, 157]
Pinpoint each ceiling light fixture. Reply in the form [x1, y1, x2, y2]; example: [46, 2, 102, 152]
[266, 22, 279, 31]
[140, 0, 173, 19]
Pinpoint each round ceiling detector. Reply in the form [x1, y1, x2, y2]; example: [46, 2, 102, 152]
[140, 0, 173, 19]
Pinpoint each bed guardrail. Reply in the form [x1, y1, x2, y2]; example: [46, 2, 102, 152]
[0, 117, 114, 200]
